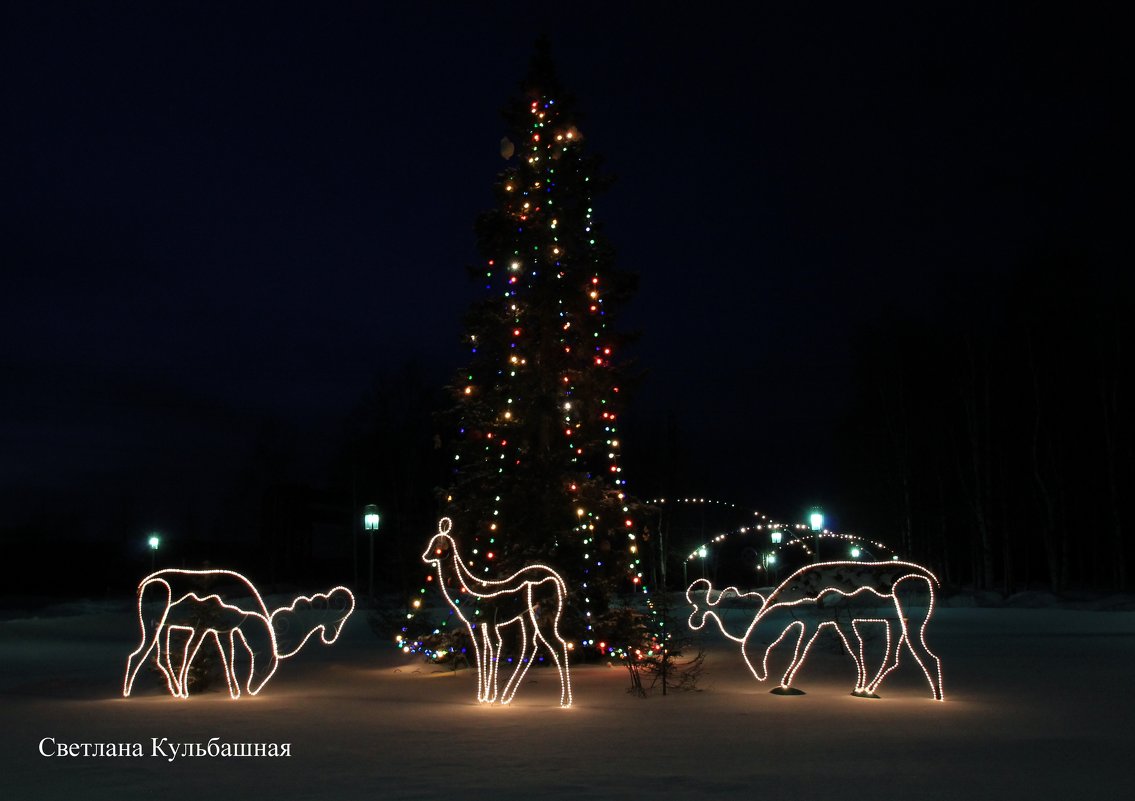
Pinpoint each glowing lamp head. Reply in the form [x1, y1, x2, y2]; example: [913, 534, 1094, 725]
[850, 547, 861, 559]
[698, 545, 707, 559]
[770, 529, 783, 545]
[363, 504, 381, 532]
[808, 509, 824, 531]
[148, 534, 160, 550]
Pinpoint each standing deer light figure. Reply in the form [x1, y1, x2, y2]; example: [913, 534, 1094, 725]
[687, 561, 944, 700]
[123, 569, 354, 699]
[423, 518, 573, 707]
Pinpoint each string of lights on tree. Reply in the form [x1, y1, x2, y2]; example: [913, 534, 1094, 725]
[397, 41, 646, 663]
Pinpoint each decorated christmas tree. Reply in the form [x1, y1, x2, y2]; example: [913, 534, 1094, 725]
[439, 39, 643, 650]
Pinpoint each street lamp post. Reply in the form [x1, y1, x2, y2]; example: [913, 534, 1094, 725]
[808, 508, 824, 563]
[363, 504, 380, 598]
[764, 552, 778, 583]
[767, 529, 782, 583]
[148, 534, 160, 572]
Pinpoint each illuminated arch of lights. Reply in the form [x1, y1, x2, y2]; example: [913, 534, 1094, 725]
[686, 561, 944, 701]
[123, 569, 355, 699]
[423, 518, 573, 707]
[645, 496, 896, 567]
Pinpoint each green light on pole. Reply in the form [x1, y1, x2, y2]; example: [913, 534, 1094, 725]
[763, 552, 778, 583]
[148, 534, 160, 571]
[850, 546, 861, 559]
[770, 529, 783, 545]
[808, 508, 823, 562]
[364, 505, 380, 599]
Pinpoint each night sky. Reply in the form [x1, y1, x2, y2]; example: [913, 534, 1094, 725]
[2, 3, 1126, 556]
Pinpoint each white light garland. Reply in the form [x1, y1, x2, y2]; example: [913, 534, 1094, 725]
[647, 497, 892, 563]
[686, 560, 944, 700]
[123, 569, 355, 699]
[423, 518, 573, 707]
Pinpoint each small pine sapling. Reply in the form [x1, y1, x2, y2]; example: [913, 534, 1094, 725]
[607, 591, 704, 697]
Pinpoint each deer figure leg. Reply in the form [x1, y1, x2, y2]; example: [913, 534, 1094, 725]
[478, 624, 499, 703]
[124, 579, 175, 696]
[225, 630, 251, 698]
[893, 578, 944, 700]
[850, 619, 870, 693]
[497, 587, 573, 707]
[781, 619, 827, 689]
[173, 626, 217, 699]
[209, 629, 238, 699]
[752, 619, 810, 693]
[827, 617, 869, 695]
[161, 625, 197, 697]
[848, 617, 889, 694]
[866, 615, 905, 697]
[178, 627, 241, 698]
[864, 579, 943, 699]
[851, 619, 892, 697]
[124, 630, 161, 697]
[229, 629, 263, 698]
[125, 627, 167, 697]
[227, 626, 278, 697]
[534, 608, 572, 708]
[498, 617, 534, 704]
[461, 622, 487, 703]
[784, 619, 857, 691]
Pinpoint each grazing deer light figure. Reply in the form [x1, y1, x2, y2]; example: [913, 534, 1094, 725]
[123, 569, 354, 699]
[687, 561, 944, 700]
[423, 518, 573, 707]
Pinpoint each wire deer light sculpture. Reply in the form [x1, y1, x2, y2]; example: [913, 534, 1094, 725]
[422, 517, 573, 707]
[686, 560, 944, 700]
[123, 569, 355, 699]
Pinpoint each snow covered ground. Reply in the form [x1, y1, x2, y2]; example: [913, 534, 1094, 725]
[2, 597, 1132, 800]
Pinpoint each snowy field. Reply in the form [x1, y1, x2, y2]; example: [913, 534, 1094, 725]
[2, 596, 1133, 801]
